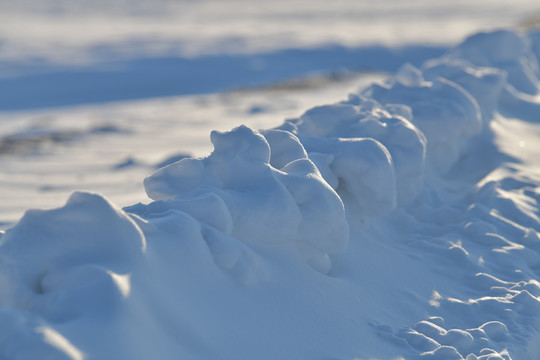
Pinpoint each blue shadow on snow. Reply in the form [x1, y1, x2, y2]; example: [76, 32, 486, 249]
[0, 44, 447, 111]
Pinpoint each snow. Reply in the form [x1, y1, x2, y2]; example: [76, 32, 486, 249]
[1, 0, 539, 64]
[3, 1, 540, 359]
[0, 73, 384, 226]
[141, 124, 349, 273]
[283, 94, 426, 207]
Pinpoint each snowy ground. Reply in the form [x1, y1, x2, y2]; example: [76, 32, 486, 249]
[1, 0, 539, 226]
[0, 72, 385, 227]
[3, 1, 540, 360]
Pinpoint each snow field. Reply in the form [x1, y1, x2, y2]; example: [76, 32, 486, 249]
[2, 28, 540, 359]
[0, 73, 384, 227]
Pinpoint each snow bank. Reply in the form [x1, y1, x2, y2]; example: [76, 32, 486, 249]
[141, 125, 348, 274]
[277, 95, 426, 211]
[2, 28, 540, 359]
[362, 64, 481, 173]
[447, 30, 540, 95]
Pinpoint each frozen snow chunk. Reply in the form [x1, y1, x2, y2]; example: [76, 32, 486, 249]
[363, 68, 481, 173]
[479, 321, 509, 342]
[132, 209, 259, 284]
[415, 320, 447, 339]
[307, 152, 338, 189]
[396, 329, 440, 352]
[35, 264, 131, 321]
[302, 136, 396, 217]
[275, 96, 426, 205]
[260, 129, 308, 169]
[521, 281, 540, 297]
[329, 138, 396, 217]
[522, 227, 540, 248]
[204, 125, 272, 188]
[143, 125, 350, 272]
[280, 158, 348, 253]
[427, 316, 445, 327]
[217, 177, 301, 245]
[384, 103, 414, 121]
[395, 62, 425, 87]
[509, 290, 540, 315]
[131, 208, 201, 238]
[0, 309, 83, 360]
[0, 192, 146, 293]
[201, 225, 260, 285]
[354, 102, 426, 204]
[479, 348, 503, 357]
[279, 158, 349, 271]
[364, 66, 481, 143]
[296, 104, 359, 137]
[330, 97, 426, 205]
[209, 124, 271, 164]
[420, 345, 463, 360]
[126, 191, 233, 234]
[144, 158, 222, 201]
[448, 29, 539, 95]
[423, 59, 506, 125]
[440, 329, 475, 354]
[145, 125, 302, 244]
[203, 126, 274, 190]
[130, 209, 224, 275]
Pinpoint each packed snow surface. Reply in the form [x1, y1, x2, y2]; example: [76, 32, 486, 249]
[5, 26, 540, 359]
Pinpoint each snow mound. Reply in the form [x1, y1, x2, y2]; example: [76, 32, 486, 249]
[447, 30, 540, 95]
[142, 125, 348, 273]
[277, 95, 426, 210]
[362, 63, 481, 173]
[0, 192, 145, 309]
[3, 28, 540, 359]
[422, 59, 506, 126]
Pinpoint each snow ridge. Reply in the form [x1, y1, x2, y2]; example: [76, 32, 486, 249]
[2, 29, 540, 359]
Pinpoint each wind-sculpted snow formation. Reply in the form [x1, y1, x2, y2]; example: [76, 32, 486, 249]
[2, 29, 540, 359]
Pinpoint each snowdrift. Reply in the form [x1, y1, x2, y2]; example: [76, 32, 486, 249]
[3, 29, 540, 359]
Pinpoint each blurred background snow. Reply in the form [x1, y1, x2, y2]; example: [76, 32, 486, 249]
[1, 0, 540, 227]
[1, 0, 540, 108]
[1, 0, 539, 63]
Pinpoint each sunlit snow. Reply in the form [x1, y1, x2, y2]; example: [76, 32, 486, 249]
[2, 1, 540, 360]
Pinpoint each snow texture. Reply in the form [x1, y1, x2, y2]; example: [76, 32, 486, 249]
[3, 28, 540, 359]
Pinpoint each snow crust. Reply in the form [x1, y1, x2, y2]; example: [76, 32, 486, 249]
[3, 28, 540, 359]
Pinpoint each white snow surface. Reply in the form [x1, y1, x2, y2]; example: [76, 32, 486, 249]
[0, 0, 539, 64]
[2, 27, 540, 359]
[4, 1, 540, 357]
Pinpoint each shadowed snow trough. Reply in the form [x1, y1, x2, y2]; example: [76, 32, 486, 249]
[3, 28, 540, 359]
